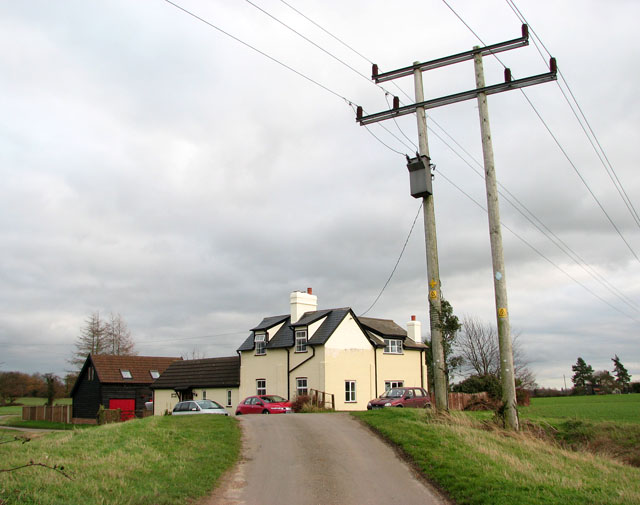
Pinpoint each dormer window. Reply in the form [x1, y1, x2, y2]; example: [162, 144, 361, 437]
[255, 332, 266, 355]
[295, 330, 308, 353]
[150, 370, 160, 379]
[384, 339, 403, 354]
[120, 369, 132, 379]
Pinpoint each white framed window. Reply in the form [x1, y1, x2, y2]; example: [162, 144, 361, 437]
[345, 380, 356, 403]
[150, 370, 160, 379]
[384, 339, 403, 354]
[295, 330, 308, 353]
[120, 369, 132, 379]
[256, 379, 266, 396]
[227, 390, 232, 407]
[88, 367, 94, 380]
[296, 377, 308, 396]
[255, 332, 266, 355]
[385, 380, 404, 391]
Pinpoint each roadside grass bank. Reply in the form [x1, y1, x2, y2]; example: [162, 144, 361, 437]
[0, 415, 240, 505]
[353, 409, 640, 505]
[0, 398, 72, 416]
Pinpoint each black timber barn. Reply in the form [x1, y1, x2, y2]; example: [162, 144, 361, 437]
[71, 354, 181, 423]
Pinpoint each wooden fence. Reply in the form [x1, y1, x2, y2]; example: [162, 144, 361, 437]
[22, 405, 72, 424]
[309, 389, 335, 410]
[446, 392, 490, 410]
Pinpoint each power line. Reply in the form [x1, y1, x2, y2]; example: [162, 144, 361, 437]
[506, 0, 640, 230]
[441, 0, 640, 265]
[360, 202, 423, 316]
[162, 0, 411, 157]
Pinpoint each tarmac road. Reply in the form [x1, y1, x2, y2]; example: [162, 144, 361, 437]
[205, 413, 448, 505]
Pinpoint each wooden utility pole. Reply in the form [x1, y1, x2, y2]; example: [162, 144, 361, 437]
[356, 24, 557, 429]
[474, 50, 518, 430]
[413, 65, 448, 412]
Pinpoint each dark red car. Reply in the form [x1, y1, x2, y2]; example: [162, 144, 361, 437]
[235, 395, 293, 415]
[367, 387, 431, 409]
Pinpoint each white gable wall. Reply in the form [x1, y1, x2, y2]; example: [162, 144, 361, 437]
[323, 314, 375, 410]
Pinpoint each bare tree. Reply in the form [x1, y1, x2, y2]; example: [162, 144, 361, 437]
[455, 316, 536, 388]
[457, 316, 499, 376]
[105, 313, 136, 356]
[68, 312, 136, 372]
[68, 312, 108, 371]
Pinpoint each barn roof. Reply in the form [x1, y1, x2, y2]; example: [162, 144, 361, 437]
[90, 355, 181, 384]
[150, 356, 240, 390]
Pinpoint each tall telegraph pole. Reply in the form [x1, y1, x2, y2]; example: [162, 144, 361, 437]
[356, 24, 557, 429]
[474, 50, 518, 430]
[413, 66, 448, 411]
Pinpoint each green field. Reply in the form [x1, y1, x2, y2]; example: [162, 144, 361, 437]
[521, 394, 640, 424]
[0, 397, 72, 416]
[0, 415, 240, 505]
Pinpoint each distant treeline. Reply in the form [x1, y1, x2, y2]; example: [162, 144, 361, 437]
[0, 371, 73, 405]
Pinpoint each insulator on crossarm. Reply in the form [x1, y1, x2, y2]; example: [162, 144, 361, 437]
[372, 64, 378, 80]
[393, 96, 399, 109]
[504, 68, 512, 82]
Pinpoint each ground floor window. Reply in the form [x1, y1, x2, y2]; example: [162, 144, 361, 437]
[256, 379, 266, 396]
[385, 381, 404, 391]
[227, 390, 232, 407]
[296, 377, 308, 396]
[202, 390, 207, 400]
[345, 380, 356, 403]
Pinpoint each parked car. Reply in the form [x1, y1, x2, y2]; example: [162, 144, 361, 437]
[367, 387, 431, 409]
[172, 400, 229, 416]
[235, 395, 292, 415]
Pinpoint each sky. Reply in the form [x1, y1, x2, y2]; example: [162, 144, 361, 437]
[1, 0, 638, 389]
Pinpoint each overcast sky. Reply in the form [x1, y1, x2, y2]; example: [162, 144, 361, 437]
[1, 0, 638, 389]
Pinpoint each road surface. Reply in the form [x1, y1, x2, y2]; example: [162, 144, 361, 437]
[205, 413, 448, 505]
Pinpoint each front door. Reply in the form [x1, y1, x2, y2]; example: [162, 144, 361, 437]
[109, 398, 136, 421]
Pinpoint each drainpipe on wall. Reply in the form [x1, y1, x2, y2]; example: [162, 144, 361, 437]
[286, 348, 290, 399]
[374, 347, 378, 398]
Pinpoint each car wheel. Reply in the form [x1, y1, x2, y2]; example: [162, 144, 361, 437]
[262, 409, 270, 414]
[235, 411, 241, 415]
[395, 405, 404, 407]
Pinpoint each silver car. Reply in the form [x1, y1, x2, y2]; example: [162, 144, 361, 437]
[172, 400, 229, 416]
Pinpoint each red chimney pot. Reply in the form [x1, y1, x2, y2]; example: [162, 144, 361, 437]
[411, 315, 416, 321]
[307, 287, 313, 295]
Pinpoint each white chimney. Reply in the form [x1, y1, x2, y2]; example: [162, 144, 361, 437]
[290, 288, 318, 323]
[407, 315, 422, 342]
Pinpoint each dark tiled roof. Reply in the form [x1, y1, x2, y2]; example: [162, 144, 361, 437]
[358, 316, 427, 350]
[151, 356, 240, 389]
[251, 314, 289, 331]
[291, 309, 333, 328]
[358, 317, 407, 337]
[307, 309, 350, 345]
[91, 355, 182, 384]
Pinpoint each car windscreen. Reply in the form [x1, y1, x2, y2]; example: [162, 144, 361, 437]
[261, 395, 286, 403]
[383, 388, 404, 398]
[197, 400, 223, 409]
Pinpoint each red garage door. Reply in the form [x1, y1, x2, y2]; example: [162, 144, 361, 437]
[109, 399, 136, 421]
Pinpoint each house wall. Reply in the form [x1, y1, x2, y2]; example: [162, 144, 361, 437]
[375, 348, 426, 397]
[101, 384, 152, 413]
[239, 348, 288, 400]
[72, 367, 102, 420]
[153, 388, 178, 416]
[324, 313, 376, 411]
[153, 387, 239, 414]
[288, 345, 325, 399]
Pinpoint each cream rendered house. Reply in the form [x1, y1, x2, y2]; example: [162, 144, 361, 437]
[237, 289, 428, 411]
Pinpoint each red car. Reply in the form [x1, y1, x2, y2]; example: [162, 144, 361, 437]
[367, 387, 431, 409]
[235, 395, 293, 415]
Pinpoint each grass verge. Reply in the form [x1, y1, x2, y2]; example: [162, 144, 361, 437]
[353, 409, 640, 505]
[0, 415, 240, 505]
